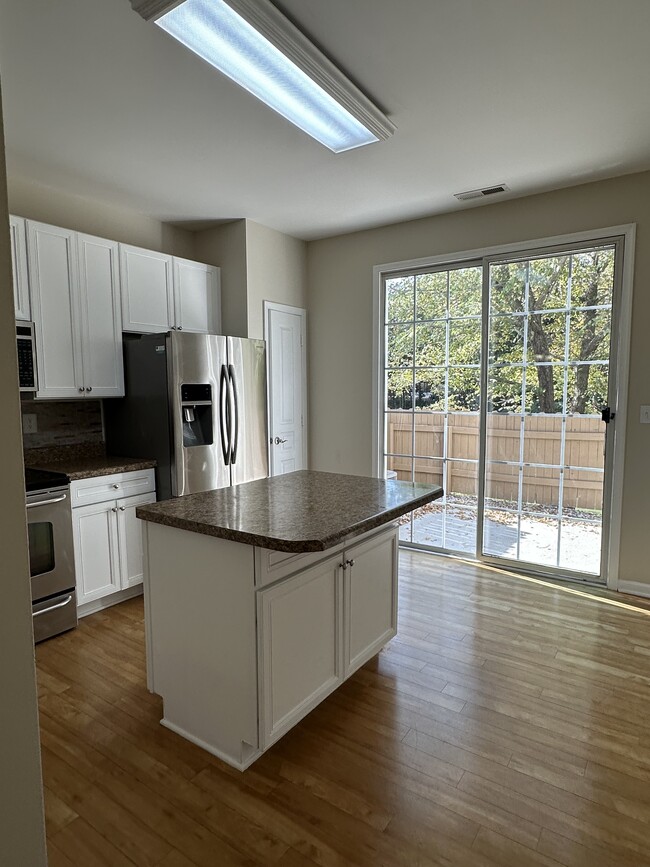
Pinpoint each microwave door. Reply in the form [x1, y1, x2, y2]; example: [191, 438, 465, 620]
[227, 337, 268, 487]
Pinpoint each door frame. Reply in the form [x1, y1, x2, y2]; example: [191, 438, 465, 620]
[372, 224, 636, 591]
[263, 301, 308, 474]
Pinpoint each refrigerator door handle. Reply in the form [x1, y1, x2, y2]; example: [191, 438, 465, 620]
[228, 364, 240, 464]
[219, 364, 231, 465]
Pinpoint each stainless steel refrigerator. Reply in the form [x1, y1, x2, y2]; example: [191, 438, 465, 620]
[104, 332, 268, 500]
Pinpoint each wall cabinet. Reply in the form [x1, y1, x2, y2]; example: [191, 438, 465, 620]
[121, 245, 221, 334]
[27, 221, 124, 399]
[10, 215, 30, 320]
[72, 470, 156, 611]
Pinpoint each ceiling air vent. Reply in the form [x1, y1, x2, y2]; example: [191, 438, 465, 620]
[454, 184, 509, 202]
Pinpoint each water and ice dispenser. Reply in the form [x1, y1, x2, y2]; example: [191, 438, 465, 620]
[181, 384, 213, 447]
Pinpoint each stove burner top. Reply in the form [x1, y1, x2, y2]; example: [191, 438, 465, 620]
[25, 466, 70, 494]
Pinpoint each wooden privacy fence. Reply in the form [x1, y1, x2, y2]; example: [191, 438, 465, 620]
[387, 412, 604, 511]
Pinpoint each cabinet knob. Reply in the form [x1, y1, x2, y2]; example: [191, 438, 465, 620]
[111, 507, 117, 513]
[78, 387, 84, 393]
[177, 326, 183, 331]
[87, 386, 92, 393]
[119, 506, 125, 511]
[346, 559, 355, 568]
[112, 484, 119, 489]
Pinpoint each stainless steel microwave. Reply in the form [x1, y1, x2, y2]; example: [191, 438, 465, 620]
[16, 322, 37, 392]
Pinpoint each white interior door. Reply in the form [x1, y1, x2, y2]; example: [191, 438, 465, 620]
[265, 302, 307, 476]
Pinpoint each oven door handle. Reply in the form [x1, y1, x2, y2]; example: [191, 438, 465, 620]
[32, 594, 73, 617]
[26, 493, 67, 509]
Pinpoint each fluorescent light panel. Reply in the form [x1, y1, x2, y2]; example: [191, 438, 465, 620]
[134, 0, 393, 153]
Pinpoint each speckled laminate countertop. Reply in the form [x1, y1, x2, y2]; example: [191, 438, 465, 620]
[136, 470, 443, 553]
[26, 455, 157, 481]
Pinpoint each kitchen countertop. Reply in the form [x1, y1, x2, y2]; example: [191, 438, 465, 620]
[136, 470, 443, 553]
[26, 454, 157, 481]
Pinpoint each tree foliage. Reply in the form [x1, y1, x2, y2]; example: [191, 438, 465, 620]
[385, 250, 613, 416]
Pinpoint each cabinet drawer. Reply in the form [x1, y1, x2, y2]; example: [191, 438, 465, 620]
[254, 547, 328, 588]
[71, 469, 155, 507]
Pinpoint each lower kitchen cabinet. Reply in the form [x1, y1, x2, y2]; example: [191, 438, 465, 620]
[143, 520, 398, 769]
[345, 528, 398, 677]
[257, 526, 397, 750]
[258, 554, 343, 749]
[71, 470, 156, 612]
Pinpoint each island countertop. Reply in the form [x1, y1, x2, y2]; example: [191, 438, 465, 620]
[136, 470, 443, 553]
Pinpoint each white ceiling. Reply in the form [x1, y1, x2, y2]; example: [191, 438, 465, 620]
[1, 0, 650, 241]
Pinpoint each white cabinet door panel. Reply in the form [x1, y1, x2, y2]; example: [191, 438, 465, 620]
[258, 555, 342, 748]
[173, 258, 221, 334]
[28, 222, 83, 399]
[10, 215, 30, 320]
[78, 234, 124, 397]
[120, 245, 173, 333]
[116, 492, 156, 589]
[345, 527, 398, 678]
[73, 501, 121, 605]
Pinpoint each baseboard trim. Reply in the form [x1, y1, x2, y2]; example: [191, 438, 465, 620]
[77, 585, 143, 618]
[617, 581, 650, 600]
[159, 718, 261, 771]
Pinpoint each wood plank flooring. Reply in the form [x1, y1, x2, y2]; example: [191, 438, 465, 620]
[36, 551, 650, 866]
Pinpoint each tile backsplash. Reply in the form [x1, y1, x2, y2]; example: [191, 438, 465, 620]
[21, 399, 103, 450]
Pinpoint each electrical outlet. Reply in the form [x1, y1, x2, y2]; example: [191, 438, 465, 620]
[22, 413, 37, 434]
[640, 406, 650, 424]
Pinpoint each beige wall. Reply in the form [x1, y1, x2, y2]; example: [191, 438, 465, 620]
[307, 170, 650, 587]
[195, 218, 306, 339]
[194, 219, 248, 337]
[8, 174, 195, 257]
[245, 220, 307, 339]
[0, 87, 47, 866]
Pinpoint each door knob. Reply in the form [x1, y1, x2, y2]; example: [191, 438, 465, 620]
[274, 436, 287, 445]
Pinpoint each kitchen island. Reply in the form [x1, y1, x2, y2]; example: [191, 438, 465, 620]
[137, 470, 442, 769]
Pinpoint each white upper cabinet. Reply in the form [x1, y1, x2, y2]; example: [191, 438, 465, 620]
[28, 221, 84, 399]
[120, 245, 174, 333]
[78, 234, 124, 397]
[173, 257, 221, 334]
[121, 244, 221, 334]
[10, 215, 30, 321]
[27, 221, 124, 399]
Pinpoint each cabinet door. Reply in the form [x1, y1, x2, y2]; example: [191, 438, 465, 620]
[116, 492, 156, 590]
[120, 244, 173, 333]
[72, 501, 121, 605]
[173, 257, 221, 333]
[344, 527, 398, 678]
[27, 221, 84, 399]
[77, 234, 124, 397]
[10, 215, 30, 320]
[258, 555, 342, 749]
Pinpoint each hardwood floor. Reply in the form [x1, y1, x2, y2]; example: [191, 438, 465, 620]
[36, 550, 650, 866]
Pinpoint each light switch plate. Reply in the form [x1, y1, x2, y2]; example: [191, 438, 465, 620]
[22, 413, 37, 434]
[640, 406, 650, 424]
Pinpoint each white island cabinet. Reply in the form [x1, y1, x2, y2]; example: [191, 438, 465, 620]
[142, 521, 398, 769]
[138, 469, 441, 771]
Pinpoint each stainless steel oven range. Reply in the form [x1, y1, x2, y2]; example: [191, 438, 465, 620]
[25, 467, 77, 642]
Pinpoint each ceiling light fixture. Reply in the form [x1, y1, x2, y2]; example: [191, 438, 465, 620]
[131, 0, 395, 153]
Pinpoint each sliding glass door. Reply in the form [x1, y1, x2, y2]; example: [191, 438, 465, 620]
[382, 238, 622, 583]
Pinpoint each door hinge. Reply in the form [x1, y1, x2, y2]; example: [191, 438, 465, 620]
[300, 333, 303, 349]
